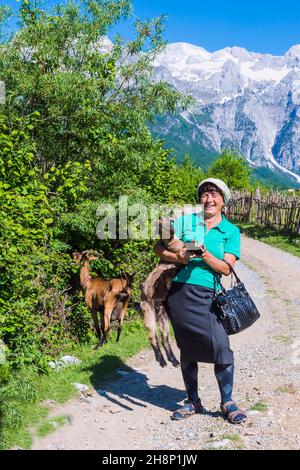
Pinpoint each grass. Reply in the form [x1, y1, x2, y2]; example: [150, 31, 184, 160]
[250, 401, 268, 412]
[274, 335, 295, 345]
[0, 318, 150, 450]
[207, 433, 244, 450]
[275, 384, 298, 394]
[233, 221, 300, 258]
[221, 434, 244, 449]
[37, 415, 71, 438]
[221, 433, 242, 442]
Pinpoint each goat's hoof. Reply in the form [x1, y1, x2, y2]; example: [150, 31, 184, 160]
[159, 360, 168, 368]
[172, 360, 180, 368]
[94, 342, 104, 350]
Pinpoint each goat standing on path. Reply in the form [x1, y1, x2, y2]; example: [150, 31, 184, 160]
[73, 251, 133, 349]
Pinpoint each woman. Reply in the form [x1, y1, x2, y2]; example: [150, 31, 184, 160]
[154, 178, 247, 424]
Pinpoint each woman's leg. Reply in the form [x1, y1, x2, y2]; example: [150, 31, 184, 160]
[181, 360, 199, 403]
[214, 363, 247, 423]
[171, 359, 203, 420]
[214, 363, 234, 404]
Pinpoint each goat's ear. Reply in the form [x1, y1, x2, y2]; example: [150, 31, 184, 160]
[72, 252, 82, 262]
[126, 273, 135, 285]
[88, 254, 98, 261]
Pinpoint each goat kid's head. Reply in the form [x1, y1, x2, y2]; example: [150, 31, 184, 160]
[158, 217, 175, 241]
[72, 250, 99, 264]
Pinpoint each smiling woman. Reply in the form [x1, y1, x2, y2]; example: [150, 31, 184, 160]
[155, 177, 248, 424]
[171, 178, 238, 289]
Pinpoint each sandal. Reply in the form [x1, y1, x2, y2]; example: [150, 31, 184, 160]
[171, 399, 204, 421]
[220, 400, 247, 424]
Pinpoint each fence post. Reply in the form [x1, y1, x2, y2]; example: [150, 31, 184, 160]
[255, 187, 261, 225]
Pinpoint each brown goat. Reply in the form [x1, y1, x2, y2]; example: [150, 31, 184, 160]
[73, 251, 133, 349]
[141, 218, 189, 367]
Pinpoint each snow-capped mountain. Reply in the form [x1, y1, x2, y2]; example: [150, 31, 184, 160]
[152, 42, 300, 184]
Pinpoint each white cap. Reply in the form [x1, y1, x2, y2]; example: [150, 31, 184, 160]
[196, 178, 231, 204]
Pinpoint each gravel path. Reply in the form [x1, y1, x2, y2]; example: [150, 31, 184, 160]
[32, 236, 300, 450]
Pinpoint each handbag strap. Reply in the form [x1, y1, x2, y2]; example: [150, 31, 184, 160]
[222, 259, 241, 284]
[213, 260, 241, 297]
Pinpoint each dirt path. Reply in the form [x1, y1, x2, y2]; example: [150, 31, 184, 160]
[32, 236, 300, 450]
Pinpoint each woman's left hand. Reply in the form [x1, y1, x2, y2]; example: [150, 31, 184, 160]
[177, 248, 197, 264]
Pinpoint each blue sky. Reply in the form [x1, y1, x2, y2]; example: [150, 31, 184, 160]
[2, 0, 300, 55]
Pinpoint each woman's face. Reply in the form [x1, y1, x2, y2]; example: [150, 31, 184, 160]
[199, 188, 224, 218]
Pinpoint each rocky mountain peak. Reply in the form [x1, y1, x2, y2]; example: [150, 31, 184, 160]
[151, 42, 300, 183]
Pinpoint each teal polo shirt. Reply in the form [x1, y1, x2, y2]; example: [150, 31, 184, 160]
[172, 213, 240, 290]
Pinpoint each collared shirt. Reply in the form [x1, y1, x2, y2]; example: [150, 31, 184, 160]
[172, 213, 240, 290]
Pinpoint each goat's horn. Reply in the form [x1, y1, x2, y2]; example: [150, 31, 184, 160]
[89, 250, 100, 256]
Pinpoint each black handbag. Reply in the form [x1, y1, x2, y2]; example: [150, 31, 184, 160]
[214, 260, 260, 335]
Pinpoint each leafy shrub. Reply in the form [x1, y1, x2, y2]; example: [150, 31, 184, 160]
[206, 148, 252, 190]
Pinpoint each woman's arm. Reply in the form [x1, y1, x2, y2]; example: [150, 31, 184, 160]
[201, 251, 236, 276]
[154, 240, 236, 272]
[153, 240, 194, 265]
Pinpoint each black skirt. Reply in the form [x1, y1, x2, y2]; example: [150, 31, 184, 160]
[166, 282, 234, 365]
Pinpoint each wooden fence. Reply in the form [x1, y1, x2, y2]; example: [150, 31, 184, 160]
[226, 189, 300, 235]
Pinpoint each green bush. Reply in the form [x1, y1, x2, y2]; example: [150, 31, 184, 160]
[206, 148, 252, 190]
[0, 0, 199, 375]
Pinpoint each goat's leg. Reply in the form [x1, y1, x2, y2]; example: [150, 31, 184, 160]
[115, 298, 129, 342]
[116, 321, 122, 342]
[101, 314, 105, 336]
[91, 309, 101, 342]
[141, 300, 167, 367]
[95, 301, 114, 349]
[86, 294, 101, 346]
[111, 301, 124, 342]
[157, 304, 180, 367]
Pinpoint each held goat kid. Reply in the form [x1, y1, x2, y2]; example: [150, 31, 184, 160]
[141, 217, 200, 368]
[73, 251, 133, 349]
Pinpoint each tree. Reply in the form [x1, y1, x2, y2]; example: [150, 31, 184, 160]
[0, 0, 190, 194]
[0, 1, 197, 370]
[206, 148, 252, 190]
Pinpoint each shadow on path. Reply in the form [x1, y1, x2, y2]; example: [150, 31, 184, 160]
[84, 354, 223, 418]
[85, 354, 185, 412]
